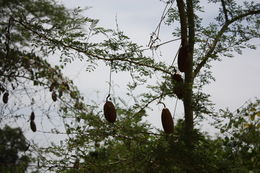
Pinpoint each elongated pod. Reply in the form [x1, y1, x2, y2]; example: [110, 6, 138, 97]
[177, 45, 188, 72]
[52, 91, 57, 102]
[161, 108, 174, 134]
[30, 120, 37, 132]
[172, 73, 184, 99]
[103, 101, 117, 123]
[30, 112, 35, 121]
[3, 92, 9, 104]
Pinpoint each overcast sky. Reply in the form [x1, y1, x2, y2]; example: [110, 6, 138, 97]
[58, 0, 260, 132]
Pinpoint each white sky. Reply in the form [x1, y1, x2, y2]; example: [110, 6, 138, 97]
[58, 0, 260, 132]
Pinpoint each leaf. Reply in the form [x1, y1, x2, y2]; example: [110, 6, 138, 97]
[250, 114, 255, 121]
[249, 107, 256, 112]
[244, 123, 251, 128]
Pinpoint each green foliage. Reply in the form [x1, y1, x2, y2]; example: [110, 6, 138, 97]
[0, 125, 31, 173]
[213, 99, 260, 172]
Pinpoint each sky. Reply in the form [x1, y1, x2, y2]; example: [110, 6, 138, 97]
[56, 0, 260, 133]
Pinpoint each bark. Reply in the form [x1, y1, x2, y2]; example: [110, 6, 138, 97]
[176, 0, 195, 146]
[176, 0, 188, 46]
[184, 0, 195, 146]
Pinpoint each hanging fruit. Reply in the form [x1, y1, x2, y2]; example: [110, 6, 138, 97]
[30, 120, 37, 132]
[52, 91, 57, 102]
[177, 45, 188, 72]
[171, 73, 183, 83]
[30, 111, 35, 121]
[103, 96, 117, 123]
[172, 73, 184, 99]
[49, 82, 56, 92]
[161, 107, 174, 134]
[103, 61, 116, 123]
[174, 87, 184, 99]
[2, 92, 9, 104]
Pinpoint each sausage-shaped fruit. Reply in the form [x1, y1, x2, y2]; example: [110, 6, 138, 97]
[161, 108, 174, 134]
[177, 45, 188, 72]
[30, 112, 35, 121]
[3, 92, 9, 104]
[171, 74, 183, 83]
[30, 120, 37, 132]
[103, 101, 117, 123]
[52, 91, 57, 102]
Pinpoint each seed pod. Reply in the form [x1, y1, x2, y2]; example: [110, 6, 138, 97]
[52, 91, 57, 102]
[30, 120, 37, 132]
[49, 83, 56, 92]
[103, 101, 117, 123]
[0, 84, 4, 93]
[177, 45, 188, 72]
[171, 73, 183, 83]
[161, 108, 174, 134]
[30, 111, 35, 121]
[172, 74, 184, 99]
[174, 87, 184, 99]
[3, 92, 9, 104]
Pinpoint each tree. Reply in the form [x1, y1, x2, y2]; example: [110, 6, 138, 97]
[1, 0, 259, 172]
[173, 0, 260, 145]
[0, 125, 31, 173]
[213, 99, 260, 172]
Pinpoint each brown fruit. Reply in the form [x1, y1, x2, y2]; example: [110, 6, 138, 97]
[171, 73, 183, 83]
[49, 83, 56, 92]
[52, 91, 57, 102]
[3, 92, 9, 104]
[30, 120, 37, 132]
[103, 101, 117, 123]
[172, 74, 184, 99]
[177, 45, 188, 72]
[174, 87, 184, 99]
[30, 111, 35, 121]
[161, 108, 174, 134]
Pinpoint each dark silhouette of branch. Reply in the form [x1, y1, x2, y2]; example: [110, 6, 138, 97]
[221, 0, 229, 22]
[14, 19, 173, 76]
[194, 10, 260, 77]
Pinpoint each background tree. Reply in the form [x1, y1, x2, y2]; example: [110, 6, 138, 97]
[0, 125, 31, 173]
[173, 0, 260, 145]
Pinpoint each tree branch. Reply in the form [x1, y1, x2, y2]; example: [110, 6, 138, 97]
[194, 10, 260, 78]
[176, 0, 188, 46]
[186, 0, 195, 48]
[15, 19, 173, 76]
[221, 0, 229, 22]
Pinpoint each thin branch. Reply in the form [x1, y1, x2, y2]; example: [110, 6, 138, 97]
[194, 10, 260, 78]
[221, 0, 229, 22]
[15, 19, 173, 76]
[147, 38, 181, 50]
[148, 1, 173, 48]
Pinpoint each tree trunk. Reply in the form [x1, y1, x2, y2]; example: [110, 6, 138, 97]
[184, 0, 195, 147]
[176, 0, 195, 147]
[183, 47, 194, 146]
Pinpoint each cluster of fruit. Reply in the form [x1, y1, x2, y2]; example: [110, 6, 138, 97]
[103, 96, 174, 134]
